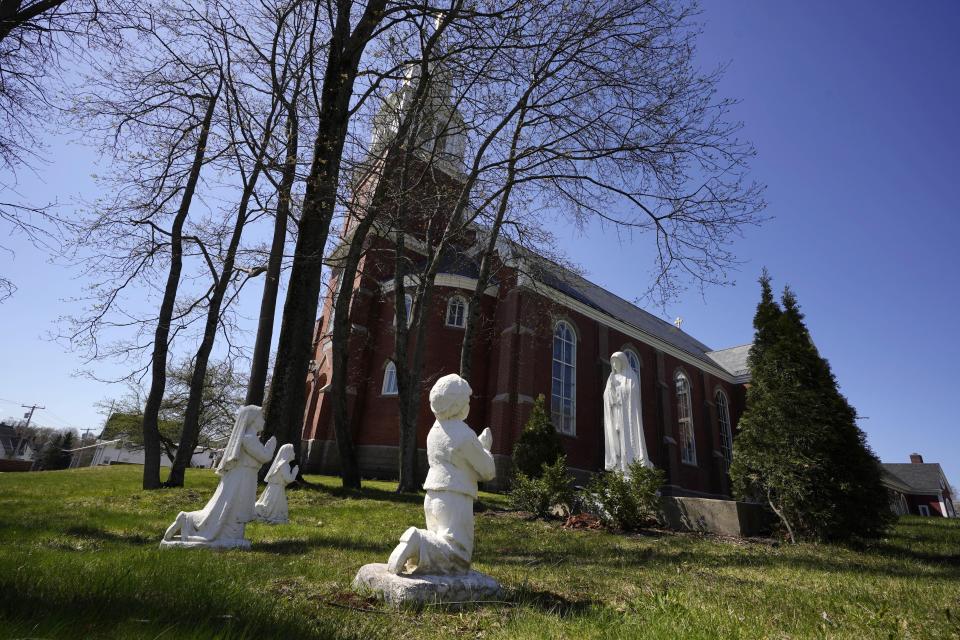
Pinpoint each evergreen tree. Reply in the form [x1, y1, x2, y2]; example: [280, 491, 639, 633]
[512, 395, 565, 478]
[730, 273, 894, 542]
[37, 433, 69, 471]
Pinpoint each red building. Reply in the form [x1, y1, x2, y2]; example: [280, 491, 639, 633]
[300, 221, 752, 496]
[882, 454, 957, 518]
[299, 67, 752, 495]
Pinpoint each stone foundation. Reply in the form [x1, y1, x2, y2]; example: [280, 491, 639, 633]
[659, 496, 770, 537]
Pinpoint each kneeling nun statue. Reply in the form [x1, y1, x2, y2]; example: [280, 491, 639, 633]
[161, 405, 276, 549]
[353, 373, 502, 604]
[256, 443, 297, 524]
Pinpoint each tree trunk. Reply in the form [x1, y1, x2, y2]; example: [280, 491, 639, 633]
[767, 488, 796, 544]
[327, 212, 377, 489]
[165, 152, 264, 487]
[261, 0, 387, 471]
[140, 87, 219, 490]
[246, 113, 297, 407]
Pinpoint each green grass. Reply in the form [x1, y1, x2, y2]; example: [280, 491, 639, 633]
[1, 466, 958, 639]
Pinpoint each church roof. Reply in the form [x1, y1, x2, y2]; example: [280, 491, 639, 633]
[530, 263, 751, 381]
[881, 463, 948, 494]
[705, 344, 752, 379]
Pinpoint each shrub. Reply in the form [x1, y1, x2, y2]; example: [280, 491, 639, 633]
[582, 462, 665, 531]
[511, 394, 565, 479]
[509, 456, 574, 519]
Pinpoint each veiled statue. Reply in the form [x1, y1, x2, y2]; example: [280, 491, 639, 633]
[603, 351, 652, 474]
[255, 443, 298, 524]
[161, 405, 276, 549]
[386, 374, 496, 576]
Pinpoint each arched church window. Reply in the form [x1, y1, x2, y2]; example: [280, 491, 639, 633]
[716, 389, 733, 468]
[382, 361, 398, 396]
[676, 371, 696, 465]
[623, 349, 641, 377]
[446, 295, 467, 328]
[551, 321, 577, 435]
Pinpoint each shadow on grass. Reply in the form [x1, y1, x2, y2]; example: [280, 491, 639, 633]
[508, 585, 596, 619]
[65, 524, 153, 546]
[255, 533, 388, 556]
[292, 482, 426, 507]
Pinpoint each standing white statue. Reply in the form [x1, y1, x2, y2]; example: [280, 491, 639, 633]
[386, 374, 496, 576]
[255, 443, 298, 524]
[603, 351, 652, 474]
[161, 405, 276, 549]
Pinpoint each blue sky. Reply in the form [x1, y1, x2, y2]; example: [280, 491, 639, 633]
[1, 1, 958, 486]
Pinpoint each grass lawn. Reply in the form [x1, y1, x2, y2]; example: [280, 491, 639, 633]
[1, 466, 958, 639]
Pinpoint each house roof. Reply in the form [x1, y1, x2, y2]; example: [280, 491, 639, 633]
[881, 463, 948, 494]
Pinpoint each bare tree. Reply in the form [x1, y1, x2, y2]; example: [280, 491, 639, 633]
[166, 0, 308, 487]
[60, 8, 231, 489]
[0, 0, 133, 300]
[260, 0, 418, 472]
[366, 0, 764, 488]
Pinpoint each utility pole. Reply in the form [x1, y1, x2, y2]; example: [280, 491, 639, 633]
[21, 404, 45, 429]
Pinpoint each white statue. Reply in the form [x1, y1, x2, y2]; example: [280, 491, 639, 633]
[603, 351, 652, 474]
[386, 374, 496, 576]
[255, 443, 298, 524]
[161, 405, 276, 549]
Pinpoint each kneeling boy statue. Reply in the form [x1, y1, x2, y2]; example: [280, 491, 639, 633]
[354, 374, 500, 604]
[388, 373, 495, 575]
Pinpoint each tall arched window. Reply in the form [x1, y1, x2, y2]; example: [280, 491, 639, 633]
[715, 389, 733, 468]
[382, 361, 398, 395]
[675, 371, 696, 465]
[446, 295, 467, 328]
[551, 321, 576, 435]
[624, 349, 641, 377]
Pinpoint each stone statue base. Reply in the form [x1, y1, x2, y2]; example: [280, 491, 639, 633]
[353, 563, 501, 607]
[159, 538, 251, 550]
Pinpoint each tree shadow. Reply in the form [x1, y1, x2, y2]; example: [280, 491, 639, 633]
[507, 585, 596, 618]
[65, 524, 153, 546]
[292, 482, 426, 507]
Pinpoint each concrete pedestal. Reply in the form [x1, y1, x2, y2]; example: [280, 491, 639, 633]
[353, 563, 502, 607]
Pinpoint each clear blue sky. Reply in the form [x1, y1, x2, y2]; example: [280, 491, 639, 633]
[1, 1, 958, 486]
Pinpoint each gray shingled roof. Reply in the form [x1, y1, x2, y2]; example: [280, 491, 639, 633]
[705, 344, 752, 379]
[881, 463, 947, 494]
[528, 262, 751, 380]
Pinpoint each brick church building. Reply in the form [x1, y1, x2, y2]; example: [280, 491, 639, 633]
[299, 65, 752, 497]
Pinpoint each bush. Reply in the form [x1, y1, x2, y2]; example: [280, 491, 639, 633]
[509, 456, 574, 519]
[582, 462, 665, 531]
[511, 395, 565, 479]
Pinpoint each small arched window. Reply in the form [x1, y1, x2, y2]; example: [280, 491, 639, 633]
[623, 349, 641, 377]
[716, 389, 733, 468]
[675, 371, 696, 465]
[382, 361, 398, 396]
[446, 295, 467, 328]
[551, 321, 576, 435]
